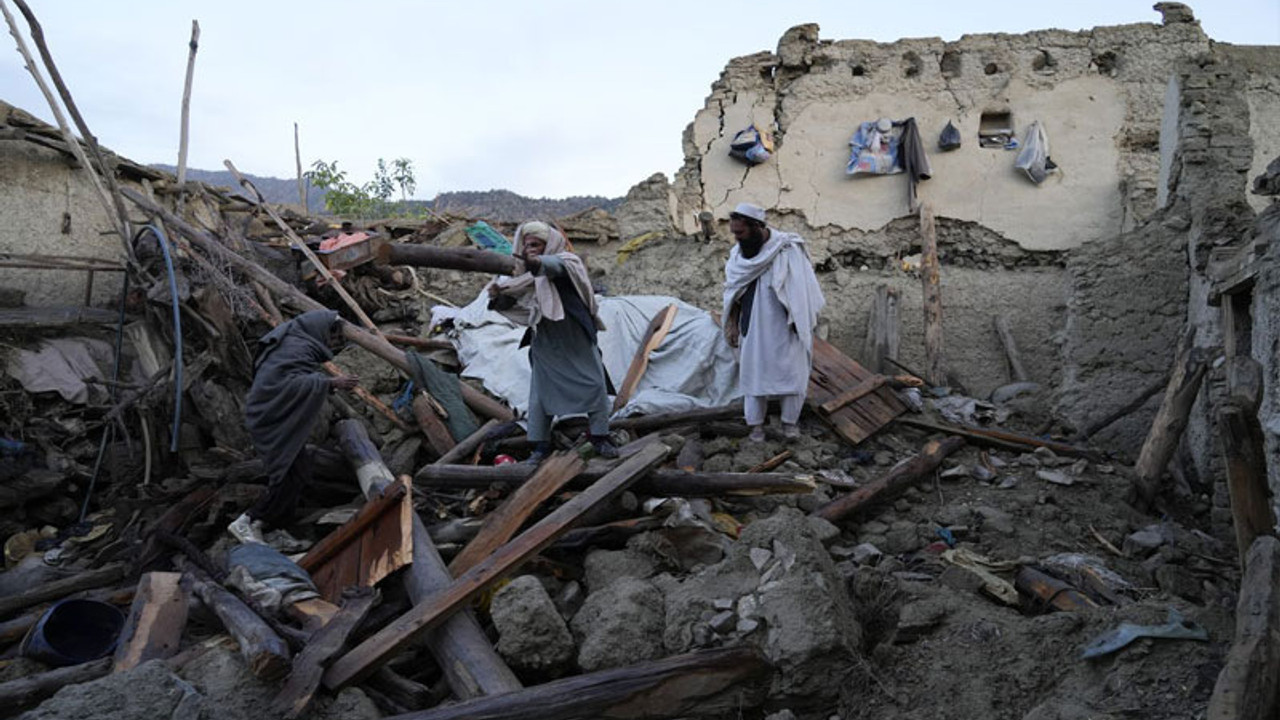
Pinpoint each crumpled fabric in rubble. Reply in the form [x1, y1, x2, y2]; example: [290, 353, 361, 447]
[930, 395, 1010, 427]
[4, 337, 117, 404]
[226, 543, 319, 615]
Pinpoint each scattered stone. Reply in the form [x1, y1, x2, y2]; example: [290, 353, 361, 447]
[860, 520, 890, 536]
[554, 579, 585, 621]
[572, 577, 666, 672]
[806, 516, 841, 545]
[750, 547, 773, 570]
[987, 454, 1008, 468]
[737, 617, 761, 633]
[1097, 464, 1116, 475]
[874, 451, 895, 466]
[709, 610, 737, 634]
[584, 547, 657, 592]
[1123, 528, 1168, 557]
[1154, 564, 1203, 602]
[939, 564, 987, 593]
[714, 597, 735, 610]
[940, 465, 970, 480]
[1018, 454, 1042, 468]
[975, 506, 1015, 536]
[893, 499, 912, 512]
[1069, 459, 1089, 475]
[766, 711, 798, 720]
[1033, 447, 1072, 467]
[492, 575, 577, 676]
[998, 476, 1020, 490]
[971, 465, 996, 482]
[896, 598, 948, 642]
[19, 660, 203, 720]
[1036, 469, 1075, 486]
[883, 526, 922, 554]
[852, 543, 884, 565]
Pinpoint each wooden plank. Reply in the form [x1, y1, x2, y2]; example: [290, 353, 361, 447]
[747, 450, 792, 474]
[298, 481, 408, 574]
[324, 443, 670, 689]
[612, 303, 678, 412]
[1217, 357, 1275, 568]
[414, 393, 457, 456]
[112, 572, 189, 672]
[806, 338, 905, 446]
[381, 243, 520, 275]
[388, 646, 768, 720]
[449, 452, 586, 575]
[272, 587, 379, 719]
[1130, 328, 1209, 509]
[896, 417, 1097, 459]
[813, 436, 964, 523]
[0, 564, 126, 619]
[1208, 536, 1280, 720]
[610, 403, 743, 434]
[336, 419, 522, 699]
[819, 375, 888, 415]
[862, 284, 900, 374]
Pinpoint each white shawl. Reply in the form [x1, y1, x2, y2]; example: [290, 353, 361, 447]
[722, 228, 825, 355]
[489, 222, 604, 330]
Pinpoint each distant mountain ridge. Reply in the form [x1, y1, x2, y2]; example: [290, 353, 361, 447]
[150, 165, 621, 221]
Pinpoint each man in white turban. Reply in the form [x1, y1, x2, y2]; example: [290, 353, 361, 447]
[488, 221, 617, 462]
[723, 203, 825, 442]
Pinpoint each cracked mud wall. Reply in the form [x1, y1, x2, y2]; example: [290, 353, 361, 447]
[671, 16, 1211, 251]
[0, 138, 127, 307]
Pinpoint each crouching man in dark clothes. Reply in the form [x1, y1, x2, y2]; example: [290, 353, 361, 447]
[228, 309, 358, 544]
[486, 221, 617, 464]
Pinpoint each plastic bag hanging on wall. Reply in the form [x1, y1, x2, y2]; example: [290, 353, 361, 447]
[847, 118, 903, 175]
[938, 121, 961, 151]
[729, 125, 773, 165]
[1014, 121, 1054, 184]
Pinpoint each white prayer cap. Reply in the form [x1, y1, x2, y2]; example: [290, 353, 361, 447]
[731, 203, 767, 223]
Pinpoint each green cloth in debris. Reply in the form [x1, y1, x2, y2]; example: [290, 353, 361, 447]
[405, 350, 480, 442]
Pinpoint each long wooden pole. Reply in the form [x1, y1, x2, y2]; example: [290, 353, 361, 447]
[813, 436, 964, 523]
[294, 122, 306, 211]
[380, 243, 519, 275]
[336, 419, 522, 699]
[385, 646, 769, 720]
[919, 203, 945, 386]
[416, 462, 813, 497]
[1217, 357, 1275, 568]
[175, 20, 199, 213]
[1130, 328, 1209, 509]
[324, 443, 670, 689]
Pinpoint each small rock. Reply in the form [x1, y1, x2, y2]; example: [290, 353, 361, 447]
[940, 465, 970, 480]
[1018, 454, 1041, 467]
[1069, 459, 1089, 475]
[750, 547, 773, 571]
[829, 544, 857, 560]
[975, 506, 1015, 536]
[893, 499, 912, 512]
[987, 454, 1008, 468]
[861, 520, 890, 535]
[1097, 464, 1115, 474]
[709, 610, 736, 634]
[998, 476, 1019, 490]
[1036, 469, 1075, 486]
[713, 597, 735, 610]
[896, 599, 948, 642]
[1123, 529, 1167, 557]
[971, 465, 996, 482]
[1033, 447, 1072, 467]
[874, 451, 895, 466]
[765, 711, 798, 720]
[806, 516, 841, 545]
[738, 594, 758, 618]
[939, 564, 987, 593]
[852, 543, 884, 565]
[883, 526, 921, 554]
[554, 580, 585, 621]
[1155, 564, 1202, 602]
[492, 575, 577, 675]
[737, 617, 760, 633]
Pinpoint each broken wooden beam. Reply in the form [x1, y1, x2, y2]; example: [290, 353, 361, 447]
[0, 306, 123, 327]
[435, 419, 500, 466]
[413, 392, 457, 456]
[449, 452, 586, 575]
[993, 314, 1028, 382]
[0, 564, 126, 619]
[415, 462, 813, 497]
[862, 284, 900, 374]
[612, 303, 678, 412]
[335, 418, 522, 699]
[385, 333, 454, 352]
[386, 646, 769, 720]
[896, 417, 1097, 460]
[813, 436, 964, 523]
[323, 443, 670, 688]
[1208, 535, 1280, 720]
[608, 403, 743, 435]
[1130, 328, 1210, 509]
[0, 657, 112, 714]
[379, 243, 520, 275]
[112, 572, 189, 672]
[272, 587, 379, 719]
[188, 571, 291, 680]
[1217, 356, 1275, 568]
[297, 481, 408, 575]
[819, 375, 889, 415]
[919, 203, 945, 387]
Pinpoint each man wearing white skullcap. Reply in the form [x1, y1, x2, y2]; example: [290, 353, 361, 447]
[723, 203, 825, 441]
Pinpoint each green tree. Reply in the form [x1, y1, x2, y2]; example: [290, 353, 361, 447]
[305, 157, 419, 218]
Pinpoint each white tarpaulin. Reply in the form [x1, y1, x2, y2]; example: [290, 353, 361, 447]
[435, 292, 741, 421]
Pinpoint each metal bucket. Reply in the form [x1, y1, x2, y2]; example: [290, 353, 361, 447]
[20, 598, 125, 667]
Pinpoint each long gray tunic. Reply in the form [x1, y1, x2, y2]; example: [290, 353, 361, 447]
[527, 255, 611, 439]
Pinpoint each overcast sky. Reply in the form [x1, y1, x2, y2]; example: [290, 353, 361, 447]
[3, 1, 1277, 199]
